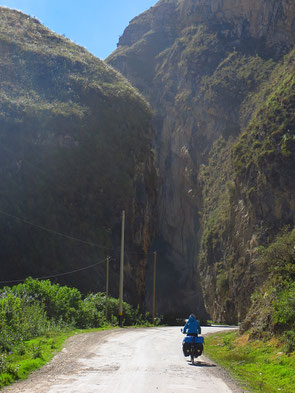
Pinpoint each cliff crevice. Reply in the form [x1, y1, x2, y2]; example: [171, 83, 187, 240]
[108, 0, 295, 321]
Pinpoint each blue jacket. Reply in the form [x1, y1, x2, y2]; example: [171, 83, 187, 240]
[183, 314, 201, 335]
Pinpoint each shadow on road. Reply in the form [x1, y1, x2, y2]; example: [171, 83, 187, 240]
[187, 360, 216, 367]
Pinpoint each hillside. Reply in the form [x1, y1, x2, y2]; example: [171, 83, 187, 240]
[107, 0, 295, 324]
[0, 7, 157, 306]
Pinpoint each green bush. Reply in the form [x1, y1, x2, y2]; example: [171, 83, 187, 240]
[0, 278, 152, 357]
[273, 284, 295, 332]
[84, 293, 150, 326]
[0, 291, 52, 352]
[0, 354, 7, 374]
[242, 228, 295, 346]
[284, 330, 295, 354]
[12, 278, 83, 324]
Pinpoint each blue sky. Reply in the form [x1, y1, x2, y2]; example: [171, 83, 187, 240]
[0, 0, 157, 59]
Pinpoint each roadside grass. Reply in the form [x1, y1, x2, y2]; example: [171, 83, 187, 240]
[0, 326, 112, 388]
[204, 331, 295, 393]
[0, 280, 160, 389]
[0, 323, 157, 389]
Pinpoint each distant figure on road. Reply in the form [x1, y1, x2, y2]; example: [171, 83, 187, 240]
[182, 314, 204, 362]
[182, 313, 201, 335]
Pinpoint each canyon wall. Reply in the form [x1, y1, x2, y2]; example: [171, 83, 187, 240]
[108, 0, 295, 321]
[0, 7, 157, 306]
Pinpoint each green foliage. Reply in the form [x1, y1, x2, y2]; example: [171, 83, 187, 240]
[0, 278, 156, 388]
[13, 277, 84, 324]
[199, 137, 234, 221]
[272, 285, 295, 332]
[216, 271, 229, 293]
[0, 291, 53, 352]
[109, 0, 295, 335]
[198, 43, 295, 327]
[242, 228, 295, 338]
[232, 49, 295, 178]
[222, 334, 234, 350]
[0, 278, 153, 355]
[0, 354, 7, 374]
[0, 373, 14, 387]
[283, 330, 295, 354]
[256, 227, 295, 282]
[0, 329, 95, 388]
[205, 331, 295, 393]
[199, 137, 234, 258]
[177, 25, 225, 77]
[201, 52, 274, 109]
[85, 293, 151, 326]
[198, 137, 237, 317]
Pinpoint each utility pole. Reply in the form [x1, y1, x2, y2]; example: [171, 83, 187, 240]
[105, 255, 109, 320]
[119, 210, 125, 327]
[152, 251, 157, 324]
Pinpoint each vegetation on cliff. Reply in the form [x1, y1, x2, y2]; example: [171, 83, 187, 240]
[2, 0, 294, 340]
[0, 7, 156, 304]
[107, 0, 295, 333]
[233, 48, 295, 178]
[241, 228, 295, 348]
[198, 46, 295, 334]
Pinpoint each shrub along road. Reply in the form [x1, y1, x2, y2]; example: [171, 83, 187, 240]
[2, 326, 242, 393]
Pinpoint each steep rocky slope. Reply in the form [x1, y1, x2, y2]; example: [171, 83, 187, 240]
[107, 0, 295, 321]
[199, 50, 295, 323]
[0, 7, 157, 306]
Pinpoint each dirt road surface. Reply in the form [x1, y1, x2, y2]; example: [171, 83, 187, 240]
[2, 326, 244, 393]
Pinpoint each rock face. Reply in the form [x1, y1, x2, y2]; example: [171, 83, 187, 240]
[0, 7, 157, 306]
[107, 0, 295, 321]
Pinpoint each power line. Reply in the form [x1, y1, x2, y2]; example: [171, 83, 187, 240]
[0, 208, 114, 251]
[0, 208, 155, 256]
[0, 206, 153, 254]
[0, 257, 114, 284]
[0, 143, 154, 257]
[124, 250, 152, 256]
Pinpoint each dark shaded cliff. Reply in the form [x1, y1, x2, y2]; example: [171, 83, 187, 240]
[0, 7, 157, 307]
[107, 0, 295, 321]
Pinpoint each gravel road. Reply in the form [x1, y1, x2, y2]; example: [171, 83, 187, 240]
[1, 326, 244, 393]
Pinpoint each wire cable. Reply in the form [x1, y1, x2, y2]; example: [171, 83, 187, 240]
[0, 143, 154, 257]
[0, 208, 156, 256]
[0, 257, 114, 284]
[0, 209, 114, 251]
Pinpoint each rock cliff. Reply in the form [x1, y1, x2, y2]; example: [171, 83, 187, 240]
[0, 7, 157, 306]
[107, 0, 295, 321]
